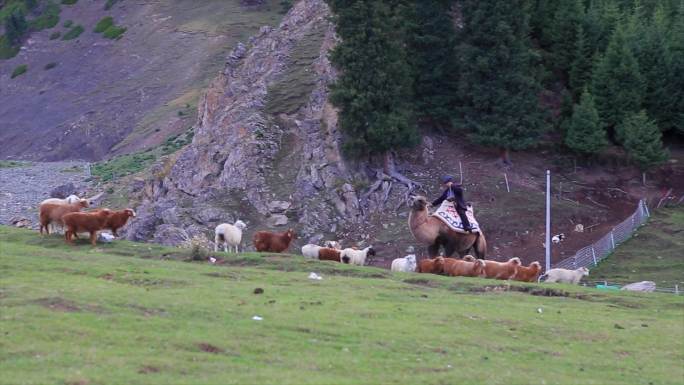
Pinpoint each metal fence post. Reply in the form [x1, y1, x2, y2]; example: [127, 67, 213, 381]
[676, 285, 680, 295]
[591, 247, 597, 266]
[610, 230, 615, 249]
[643, 200, 650, 217]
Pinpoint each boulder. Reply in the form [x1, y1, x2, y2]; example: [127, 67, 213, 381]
[620, 281, 656, 292]
[50, 182, 78, 199]
[10, 217, 31, 228]
[267, 200, 291, 213]
[267, 214, 288, 227]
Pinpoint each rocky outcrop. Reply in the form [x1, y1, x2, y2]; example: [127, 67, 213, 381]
[126, 0, 362, 246]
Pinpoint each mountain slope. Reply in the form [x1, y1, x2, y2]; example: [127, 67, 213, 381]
[0, 0, 285, 161]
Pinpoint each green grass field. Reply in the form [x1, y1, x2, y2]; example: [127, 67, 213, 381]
[592, 206, 684, 289]
[1, 226, 682, 385]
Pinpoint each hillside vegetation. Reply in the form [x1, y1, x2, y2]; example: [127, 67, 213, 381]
[1, 226, 682, 384]
[592, 206, 684, 288]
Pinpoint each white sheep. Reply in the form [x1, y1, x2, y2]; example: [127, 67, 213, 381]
[214, 220, 247, 253]
[41, 194, 82, 205]
[340, 246, 376, 266]
[391, 254, 417, 273]
[301, 244, 322, 259]
[539, 267, 589, 284]
[324, 240, 342, 250]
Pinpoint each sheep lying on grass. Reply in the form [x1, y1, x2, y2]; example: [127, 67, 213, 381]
[513, 261, 542, 282]
[214, 220, 247, 253]
[301, 244, 322, 259]
[539, 267, 589, 284]
[481, 257, 521, 280]
[391, 254, 417, 273]
[418, 257, 445, 274]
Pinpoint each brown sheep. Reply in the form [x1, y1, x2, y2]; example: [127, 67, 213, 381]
[417, 256, 445, 274]
[63, 209, 113, 246]
[253, 228, 296, 253]
[318, 247, 341, 262]
[481, 257, 522, 280]
[89, 208, 136, 236]
[39, 200, 89, 235]
[513, 261, 542, 282]
[444, 258, 486, 277]
[462, 255, 477, 262]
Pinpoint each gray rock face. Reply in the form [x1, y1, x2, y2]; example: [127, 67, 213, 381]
[126, 0, 361, 246]
[50, 183, 79, 199]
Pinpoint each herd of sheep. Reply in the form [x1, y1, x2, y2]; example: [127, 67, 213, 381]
[35, 196, 590, 285]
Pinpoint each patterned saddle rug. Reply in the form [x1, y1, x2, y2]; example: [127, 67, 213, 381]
[432, 201, 481, 233]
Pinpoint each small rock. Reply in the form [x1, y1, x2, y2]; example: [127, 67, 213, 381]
[209, 257, 217, 264]
[614, 323, 625, 329]
[308, 272, 323, 280]
[253, 288, 264, 294]
[537, 308, 543, 314]
[252, 315, 263, 321]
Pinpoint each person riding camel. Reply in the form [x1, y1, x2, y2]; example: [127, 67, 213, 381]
[432, 175, 472, 232]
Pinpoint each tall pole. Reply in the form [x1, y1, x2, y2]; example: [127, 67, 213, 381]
[546, 170, 551, 272]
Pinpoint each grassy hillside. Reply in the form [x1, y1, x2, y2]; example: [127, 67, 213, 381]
[591, 206, 684, 289]
[0, 226, 682, 385]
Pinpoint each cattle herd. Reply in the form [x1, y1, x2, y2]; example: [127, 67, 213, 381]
[35, 195, 590, 285]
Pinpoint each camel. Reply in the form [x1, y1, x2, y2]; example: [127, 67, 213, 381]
[408, 195, 487, 259]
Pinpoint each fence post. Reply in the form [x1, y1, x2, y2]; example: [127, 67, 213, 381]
[610, 230, 615, 249]
[591, 247, 597, 266]
[676, 285, 679, 295]
[643, 200, 650, 217]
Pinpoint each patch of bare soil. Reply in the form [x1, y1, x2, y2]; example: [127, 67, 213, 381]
[197, 343, 224, 354]
[403, 278, 442, 288]
[33, 297, 104, 313]
[138, 365, 161, 374]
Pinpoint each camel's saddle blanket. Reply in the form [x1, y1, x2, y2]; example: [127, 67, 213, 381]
[432, 201, 480, 233]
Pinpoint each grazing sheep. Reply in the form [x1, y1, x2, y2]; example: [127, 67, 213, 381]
[214, 220, 247, 253]
[301, 244, 322, 259]
[444, 258, 486, 277]
[90, 208, 136, 236]
[513, 261, 542, 282]
[63, 209, 113, 246]
[340, 246, 375, 266]
[417, 256, 445, 275]
[481, 257, 522, 280]
[318, 247, 341, 262]
[253, 228, 296, 253]
[324, 240, 342, 250]
[41, 194, 82, 205]
[552, 233, 566, 244]
[538, 267, 589, 284]
[391, 253, 417, 273]
[39, 200, 89, 235]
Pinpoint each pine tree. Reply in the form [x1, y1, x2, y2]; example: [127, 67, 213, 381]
[456, 0, 546, 163]
[5, 11, 28, 45]
[406, 0, 457, 127]
[564, 88, 608, 155]
[568, 24, 593, 97]
[591, 22, 644, 141]
[327, 0, 418, 160]
[548, 0, 584, 78]
[669, 0, 684, 136]
[633, 5, 677, 132]
[621, 111, 668, 183]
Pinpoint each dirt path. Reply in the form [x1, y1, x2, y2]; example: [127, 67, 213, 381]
[0, 162, 90, 227]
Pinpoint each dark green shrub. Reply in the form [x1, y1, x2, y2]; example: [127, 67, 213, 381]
[104, 0, 120, 10]
[63, 20, 73, 28]
[0, 36, 20, 59]
[61, 0, 78, 5]
[28, 1, 61, 31]
[49, 31, 61, 40]
[62, 24, 83, 40]
[11, 64, 28, 78]
[44, 62, 57, 70]
[94, 16, 113, 33]
[102, 25, 126, 39]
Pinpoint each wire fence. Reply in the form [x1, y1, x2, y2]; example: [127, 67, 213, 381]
[551, 199, 680, 295]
